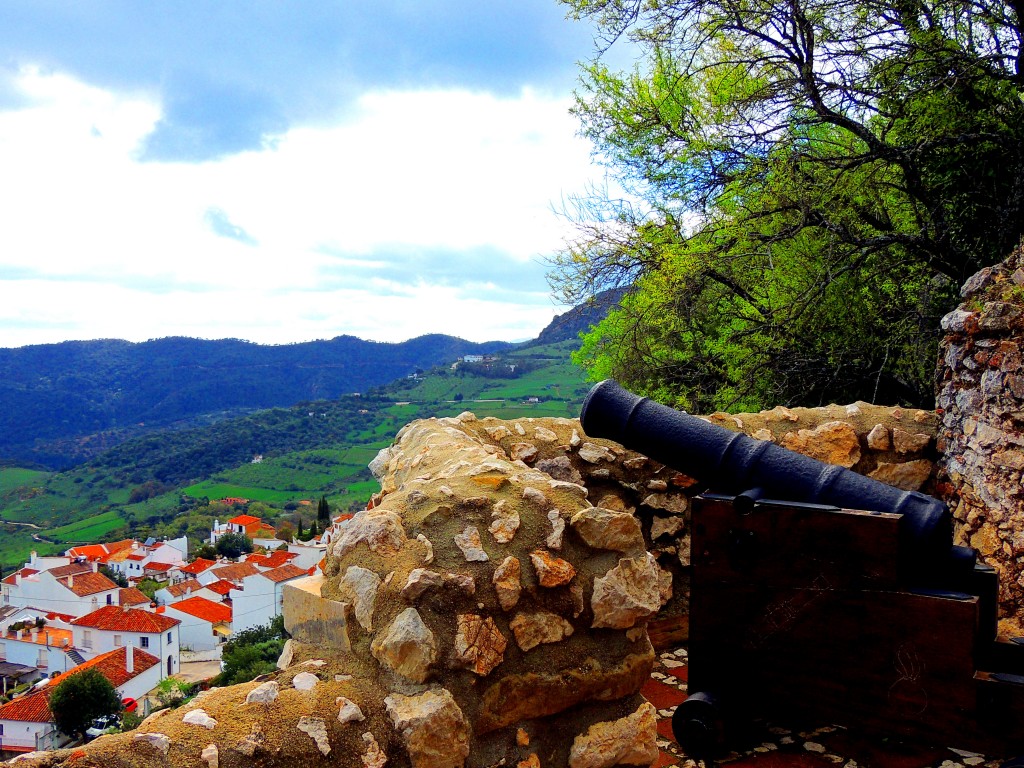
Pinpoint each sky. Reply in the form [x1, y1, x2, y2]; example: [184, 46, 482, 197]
[0, 1, 621, 348]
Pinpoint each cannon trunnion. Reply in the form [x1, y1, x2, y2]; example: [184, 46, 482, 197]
[580, 380, 1024, 758]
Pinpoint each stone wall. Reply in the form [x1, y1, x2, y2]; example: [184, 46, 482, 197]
[936, 245, 1024, 634]
[2, 406, 940, 768]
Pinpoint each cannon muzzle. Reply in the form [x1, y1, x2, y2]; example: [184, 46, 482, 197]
[580, 379, 968, 585]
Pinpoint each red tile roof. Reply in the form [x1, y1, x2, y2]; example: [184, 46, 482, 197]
[247, 551, 297, 569]
[179, 558, 217, 575]
[57, 572, 118, 597]
[46, 563, 92, 578]
[118, 587, 151, 606]
[169, 596, 231, 624]
[144, 562, 173, 572]
[0, 646, 158, 724]
[127, 553, 146, 561]
[209, 562, 259, 582]
[262, 564, 311, 583]
[1, 568, 38, 586]
[228, 514, 261, 526]
[205, 580, 236, 596]
[164, 579, 203, 598]
[65, 540, 135, 561]
[71, 605, 179, 632]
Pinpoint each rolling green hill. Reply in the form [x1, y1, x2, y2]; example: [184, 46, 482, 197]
[0, 339, 593, 571]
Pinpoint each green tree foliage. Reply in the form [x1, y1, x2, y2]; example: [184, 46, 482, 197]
[49, 667, 122, 738]
[100, 565, 128, 588]
[317, 495, 330, 524]
[135, 578, 161, 599]
[215, 532, 253, 559]
[217, 615, 288, 686]
[552, 0, 1024, 410]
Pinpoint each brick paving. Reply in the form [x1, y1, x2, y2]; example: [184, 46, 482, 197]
[644, 648, 1018, 768]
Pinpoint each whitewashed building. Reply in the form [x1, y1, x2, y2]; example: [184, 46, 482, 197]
[229, 564, 311, 634]
[160, 597, 231, 653]
[70, 606, 180, 678]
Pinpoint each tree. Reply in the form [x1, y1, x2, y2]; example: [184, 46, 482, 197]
[100, 565, 128, 588]
[49, 667, 122, 739]
[215, 532, 253, 559]
[317, 495, 330, 525]
[276, 521, 296, 542]
[217, 615, 288, 686]
[308, 519, 319, 539]
[551, 0, 1024, 410]
[295, 516, 304, 540]
[193, 542, 218, 561]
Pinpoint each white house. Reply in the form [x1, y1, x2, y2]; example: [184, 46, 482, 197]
[229, 564, 311, 634]
[198, 562, 259, 588]
[0, 645, 160, 755]
[0, 608, 79, 679]
[2, 562, 119, 619]
[70, 606, 180, 679]
[104, 538, 188, 583]
[286, 542, 327, 571]
[154, 579, 223, 607]
[210, 515, 277, 548]
[160, 597, 231, 653]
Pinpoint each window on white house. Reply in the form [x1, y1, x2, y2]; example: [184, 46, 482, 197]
[140, 636, 149, 648]
[113, 635, 123, 647]
[106, 594, 112, 605]
[83, 630, 92, 648]
[167, 632, 172, 643]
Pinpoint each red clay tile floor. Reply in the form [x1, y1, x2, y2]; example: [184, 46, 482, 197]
[644, 647, 1020, 768]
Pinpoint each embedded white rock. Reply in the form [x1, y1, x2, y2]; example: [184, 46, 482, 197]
[202, 743, 219, 768]
[385, 688, 471, 768]
[591, 553, 662, 629]
[454, 525, 489, 561]
[183, 709, 217, 729]
[339, 565, 382, 631]
[546, 509, 566, 550]
[297, 716, 331, 756]
[568, 702, 659, 768]
[371, 607, 437, 683]
[488, 500, 520, 544]
[338, 696, 366, 723]
[244, 680, 280, 705]
[133, 732, 171, 754]
[292, 671, 320, 691]
[509, 610, 575, 652]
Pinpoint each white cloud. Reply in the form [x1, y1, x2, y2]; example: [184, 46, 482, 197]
[0, 68, 597, 346]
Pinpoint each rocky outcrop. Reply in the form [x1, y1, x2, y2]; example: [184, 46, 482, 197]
[936, 245, 1024, 634]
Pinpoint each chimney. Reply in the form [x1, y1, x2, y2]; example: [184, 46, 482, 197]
[16, 629, 24, 639]
[15, 573, 21, 586]
[125, 641, 134, 674]
[62, 638, 69, 647]
[30, 551, 37, 566]
[30, 629, 38, 642]
[92, 562, 99, 573]
[67, 574, 74, 589]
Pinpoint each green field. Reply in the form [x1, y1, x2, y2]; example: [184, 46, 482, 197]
[0, 467, 51, 494]
[47, 510, 127, 543]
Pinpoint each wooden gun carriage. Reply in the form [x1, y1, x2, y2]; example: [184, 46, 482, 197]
[580, 380, 1024, 759]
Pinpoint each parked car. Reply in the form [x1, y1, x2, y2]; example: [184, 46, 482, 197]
[85, 714, 120, 739]
[121, 697, 138, 713]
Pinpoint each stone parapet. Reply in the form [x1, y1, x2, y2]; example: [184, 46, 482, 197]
[936, 245, 1024, 633]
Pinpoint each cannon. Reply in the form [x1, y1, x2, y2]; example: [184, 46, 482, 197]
[580, 380, 1024, 759]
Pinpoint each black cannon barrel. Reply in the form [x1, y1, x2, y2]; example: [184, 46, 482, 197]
[580, 379, 962, 582]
